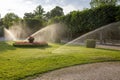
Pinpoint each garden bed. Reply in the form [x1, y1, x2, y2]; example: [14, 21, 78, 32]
[13, 41, 48, 47]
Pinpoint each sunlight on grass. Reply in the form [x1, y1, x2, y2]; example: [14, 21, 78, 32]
[0, 42, 120, 80]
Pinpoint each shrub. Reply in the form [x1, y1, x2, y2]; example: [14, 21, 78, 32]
[86, 39, 96, 48]
[60, 5, 118, 39]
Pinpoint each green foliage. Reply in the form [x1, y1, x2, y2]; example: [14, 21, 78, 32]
[34, 5, 45, 18]
[86, 39, 96, 48]
[47, 16, 62, 24]
[60, 5, 118, 39]
[116, 5, 120, 21]
[0, 42, 120, 80]
[45, 6, 64, 20]
[50, 6, 64, 18]
[0, 26, 4, 37]
[24, 12, 35, 19]
[45, 12, 51, 20]
[23, 6, 64, 30]
[24, 18, 43, 29]
[23, 5, 46, 31]
[90, 0, 118, 8]
[2, 13, 20, 28]
[0, 20, 4, 37]
[0, 19, 3, 26]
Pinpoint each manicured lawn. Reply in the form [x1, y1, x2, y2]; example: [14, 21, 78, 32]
[0, 42, 120, 80]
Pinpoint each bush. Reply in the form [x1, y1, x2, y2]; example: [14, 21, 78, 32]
[86, 39, 96, 48]
[60, 5, 118, 39]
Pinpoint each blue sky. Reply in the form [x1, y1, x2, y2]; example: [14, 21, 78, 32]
[0, 0, 91, 18]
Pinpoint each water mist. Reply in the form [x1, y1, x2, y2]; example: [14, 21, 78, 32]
[30, 23, 66, 42]
[52, 22, 120, 53]
[4, 23, 31, 41]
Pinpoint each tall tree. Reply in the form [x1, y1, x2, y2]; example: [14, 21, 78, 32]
[90, 0, 119, 8]
[23, 5, 46, 31]
[49, 6, 64, 18]
[3, 13, 20, 28]
[34, 5, 45, 19]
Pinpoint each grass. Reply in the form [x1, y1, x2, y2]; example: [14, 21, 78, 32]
[0, 42, 120, 80]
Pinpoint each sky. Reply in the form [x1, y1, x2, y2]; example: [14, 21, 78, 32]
[0, 0, 91, 18]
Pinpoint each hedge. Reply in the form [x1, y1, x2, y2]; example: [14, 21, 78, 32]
[59, 5, 120, 39]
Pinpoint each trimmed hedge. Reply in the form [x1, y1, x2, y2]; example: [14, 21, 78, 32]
[59, 5, 119, 39]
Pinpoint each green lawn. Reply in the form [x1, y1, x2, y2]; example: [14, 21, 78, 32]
[0, 42, 120, 80]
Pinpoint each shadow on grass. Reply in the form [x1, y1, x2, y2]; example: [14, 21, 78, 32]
[14, 45, 52, 49]
[0, 41, 16, 53]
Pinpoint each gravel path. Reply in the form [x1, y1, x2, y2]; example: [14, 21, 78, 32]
[33, 62, 120, 80]
[97, 45, 120, 50]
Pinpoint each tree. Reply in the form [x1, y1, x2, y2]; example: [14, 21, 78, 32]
[23, 5, 46, 32]
[24, 12, 35, 19]
[90, 0, 119, 8]
[45, 6, 64, 24]
[45, 12, 51, 20]
[49, 6, 64, 19]
[3, 13, 20, 28]
[60, 5, 118, 39]
[34, 5, 45, 19]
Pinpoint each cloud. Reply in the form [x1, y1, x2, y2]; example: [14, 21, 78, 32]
[63, 5, 80, 14]
[0, 0, 37, 18]
[0, 0, 91, 18]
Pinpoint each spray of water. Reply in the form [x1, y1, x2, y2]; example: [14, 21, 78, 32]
[52, 22, 120, 53]
[4, 28, 16, 41]
[4, 22, 66, 42]
[4, 23, 32, 41]
[29, 23, 66, 42]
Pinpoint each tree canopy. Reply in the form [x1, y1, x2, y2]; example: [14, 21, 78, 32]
[33, 5, 45, 19]
[90, 0, 119, 8]
[24, 12, 35, 19]
[23, 5, 46, 32]
[2, 13, 20, 28]
[46, 6, 64, 19]
[0, 3, 120, 39]
[59, 5, 119, 39]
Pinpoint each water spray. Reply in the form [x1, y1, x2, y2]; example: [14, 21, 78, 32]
[52, 22, 120, 53]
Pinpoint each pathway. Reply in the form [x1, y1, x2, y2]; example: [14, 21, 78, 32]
[33, 62, 120, 80]
[97, 44, 120, 50]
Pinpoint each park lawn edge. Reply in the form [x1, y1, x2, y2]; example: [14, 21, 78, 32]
[23, 60, 120, 80]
